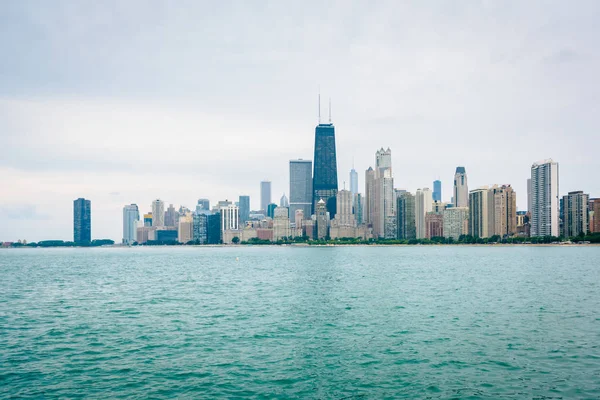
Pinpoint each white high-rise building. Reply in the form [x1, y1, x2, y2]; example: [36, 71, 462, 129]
[220, 204, 239, 232]
[415, 188, 433, 239]
[530, 159, 559, 237]
[371, 148, 394, 238]
[122, 204, 139, 244]
[334, 189, 355, 227]
[453, 167, 468, 208]
[151, 199, 165, 227]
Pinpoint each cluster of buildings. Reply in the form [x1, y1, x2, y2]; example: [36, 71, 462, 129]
[70, 105, 598, 245]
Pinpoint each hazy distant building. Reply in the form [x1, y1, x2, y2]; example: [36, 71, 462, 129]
[312, 121, 338, 218]
[151, 199, 165, 227]
[562, 191, 589, 237]
[122, 204, 139, 245]
[280, 193, 289, 208]
[443, 207, 469, 240]
[530, 159, 559, 237]
[74, 198, 91, 244]
[289, 159, 312, 219]
[197, 199, 210, 213]
[143, 213, 152, 227]
[238, 195, 250, 226]
[433, 180, 442, 202]
[453, 167, 468, 208]
[350, 168, 358, 198]
[396, 191, 416, 240]
[364, 167, 376, 226]
[415, 188, 433, 239]
[164, 204, 177, 227]
[260, 181, 272, 213]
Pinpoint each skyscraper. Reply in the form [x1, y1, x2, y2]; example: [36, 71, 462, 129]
[491, 185, 517, 237]
[151, 199, 165, 227]
[122, 204, 139, 245]
[469, 188, 493, 238]
[334, 189, 355, 227]
[366, 148, 394, 238]
[238, 195, 250, 226]
[453, 167, 468, 207]
[312, 120, 338, 218]
[415, 188, 433, 239]
[350, 168, 358, 198]
[260, 181, 272, 213]
[73, 198, 91, 244]
[396, 192, 416, 240]
[530, 159, 559, 237]
[433, 180, 442, 202]
[289, 159, 313, 219]
[562, 191, 589, 237]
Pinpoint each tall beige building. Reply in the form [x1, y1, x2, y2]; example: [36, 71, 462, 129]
[415, 188, 433, 239]
[273, 207, 291, 240]
[178, 212, 193, 244]
[491, 185, 517, 237]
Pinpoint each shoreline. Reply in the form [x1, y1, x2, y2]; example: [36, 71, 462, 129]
[2, 243, 599, 249]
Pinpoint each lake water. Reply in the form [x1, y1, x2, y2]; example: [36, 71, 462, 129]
[1, 246, 600, 399]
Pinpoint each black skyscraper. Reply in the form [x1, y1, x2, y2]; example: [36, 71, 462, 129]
[73, 198, 91, 244]
[312, 122, 338, 218]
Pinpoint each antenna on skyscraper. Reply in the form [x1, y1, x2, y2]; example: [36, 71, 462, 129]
[318, 88, 321, 124]
[328, 98, 332, 123]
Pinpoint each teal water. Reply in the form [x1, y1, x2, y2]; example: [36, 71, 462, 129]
[1, 246, 600, 399]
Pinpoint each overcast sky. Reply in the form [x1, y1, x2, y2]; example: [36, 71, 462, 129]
[1, 1, 599, 242]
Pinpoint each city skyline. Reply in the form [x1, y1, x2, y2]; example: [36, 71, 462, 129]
[2, 2, 600, 241]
